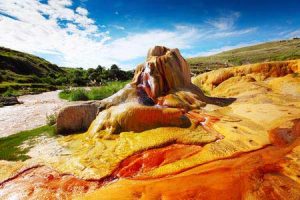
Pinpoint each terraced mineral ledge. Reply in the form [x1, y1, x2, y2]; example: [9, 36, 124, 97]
[0, 46, 300, 199]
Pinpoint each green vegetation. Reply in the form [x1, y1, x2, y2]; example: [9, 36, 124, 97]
[0, 125, 55, 161]
[187, 38, 300, 74]
[46, 114, 57, 126]
[2, 87, 21, 97]
[59, 81, 129, 101]
[0, 47, 134, 97]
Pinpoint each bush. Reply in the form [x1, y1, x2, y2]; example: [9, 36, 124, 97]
[55, 76, 69, 85]
[70, 89, 89, 101]
[46, 113, 57, 126]
[2, 87, 20, 97]
[59, 88, 89, 101]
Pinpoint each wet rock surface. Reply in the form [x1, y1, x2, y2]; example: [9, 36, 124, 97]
[0, 48, 300, 199]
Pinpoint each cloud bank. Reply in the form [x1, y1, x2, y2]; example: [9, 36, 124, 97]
[0, 0, 256, 69]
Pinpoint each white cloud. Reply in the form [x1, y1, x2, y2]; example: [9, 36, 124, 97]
[0, 1, 255, 69]
[287, 29, 300, 38]
[206, 12, 240, 30]
[76, 7, 88, 16]
[111, 25, 125, 30]
[208, 28, 257, 39]
[104, 26, 201, 62]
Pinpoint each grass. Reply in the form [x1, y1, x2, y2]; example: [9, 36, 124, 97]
[2, 87, 21, 97]
[187, 38, 300, 74]
[0, 125, 55, 161]
[59, 81, 129, 101]
[0, 82, 57, 96]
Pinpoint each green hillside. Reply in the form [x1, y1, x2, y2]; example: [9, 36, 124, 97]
[0, 47, 65, 94]
[0, 47, 62, 76]
[0, 47, 133, 97]
[187, 38, 300, 74]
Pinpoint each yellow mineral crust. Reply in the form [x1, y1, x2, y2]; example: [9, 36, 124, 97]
[192, 59, 300, 94]
[37, 60, 300, 179]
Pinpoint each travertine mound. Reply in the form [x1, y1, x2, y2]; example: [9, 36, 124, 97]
[57, 46, 235, 136]
[88, 46, 234, 136]
[134, 46, 192, 99]
[192, 59, 300, 95]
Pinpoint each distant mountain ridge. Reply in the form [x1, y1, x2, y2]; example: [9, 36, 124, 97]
[187, 38, 300, 75]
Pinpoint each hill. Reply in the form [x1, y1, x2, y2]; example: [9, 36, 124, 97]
[0, 47, 62, 76]
[187, 38, 300, 74]
[0, 47, 65, 95]
[0, 47, 133, 98]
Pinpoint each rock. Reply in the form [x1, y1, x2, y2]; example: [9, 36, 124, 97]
[0, 96, 20, 107]
[56, 101, 99, 134]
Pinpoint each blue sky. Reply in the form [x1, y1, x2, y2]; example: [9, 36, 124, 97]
[0, 0, 300, 70]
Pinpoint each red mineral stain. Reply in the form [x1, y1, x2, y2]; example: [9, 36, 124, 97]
[269, 119, 300, 146]
[186, 111, 220, 127]
[113, 144, 202, 178]
[83, 138, 300, 200]
[0, 166, 102, 199]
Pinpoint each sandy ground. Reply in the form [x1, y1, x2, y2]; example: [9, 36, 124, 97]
[0, 91, 69, 138]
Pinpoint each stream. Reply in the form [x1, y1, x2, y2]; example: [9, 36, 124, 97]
[0, 91, 69, 138]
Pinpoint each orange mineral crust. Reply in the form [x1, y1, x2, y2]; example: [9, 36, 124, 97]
[1, 137, 300, 200]
[82, 138, 300, 200]
[0, 166, 103, 199]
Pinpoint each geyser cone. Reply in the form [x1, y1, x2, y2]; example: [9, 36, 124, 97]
[87, 46, 235, 136]
[133, 46, 235, 106]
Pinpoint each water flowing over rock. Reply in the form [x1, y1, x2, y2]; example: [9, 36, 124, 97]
[1, 47, 300, 199]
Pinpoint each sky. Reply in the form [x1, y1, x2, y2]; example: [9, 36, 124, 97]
[0, 0, 300, 70]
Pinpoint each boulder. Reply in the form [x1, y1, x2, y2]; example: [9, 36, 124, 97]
[0, 96, 20, 107]
[56, 101, 99, 134]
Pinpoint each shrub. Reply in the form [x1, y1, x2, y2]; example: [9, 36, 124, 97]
[46, 113, 57, 126]
[70, 89, 89, 101]
[2, 87, 20, 97]
[59, 88, 88, 101]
